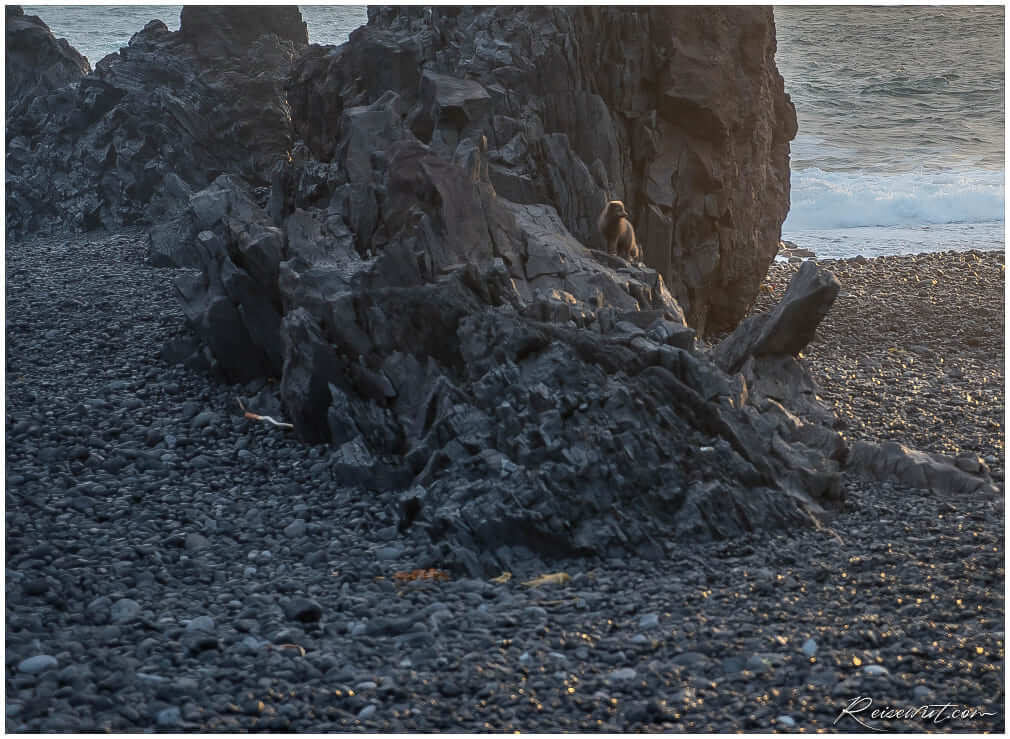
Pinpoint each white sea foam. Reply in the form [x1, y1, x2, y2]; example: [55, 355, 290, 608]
[781, 221, 1004, 260]
[785, 167, 1005, 230]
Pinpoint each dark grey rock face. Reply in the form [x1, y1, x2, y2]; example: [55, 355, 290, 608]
[154, 63, 836, 574]
[288, 7, 796, 335]
[714, 261, 842, 375]
[178, 5, 307, 54]
[5, 6, 91, 110]
[5, 6, 307, 237]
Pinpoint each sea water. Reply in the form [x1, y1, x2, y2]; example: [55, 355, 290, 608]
[775, 6, 1004, 257]
[22, 5, 1005, 259]
[19, 5, 367, 63]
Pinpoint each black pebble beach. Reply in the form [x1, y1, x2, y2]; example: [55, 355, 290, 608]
[5, 232, 1003, 732]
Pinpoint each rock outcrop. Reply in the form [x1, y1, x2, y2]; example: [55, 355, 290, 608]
[161, 165, 849, 574]
[9, 6, 990, 574]
[10, 6, 991, 575]
[5, 6, 91, 110]
[5, 6, 307, 237]
[847, 441, 999, 497]
[147, 7, 851, 574]
[287, 7, 797, 335]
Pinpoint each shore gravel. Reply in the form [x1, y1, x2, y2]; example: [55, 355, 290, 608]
[5, 233, 1004, 732]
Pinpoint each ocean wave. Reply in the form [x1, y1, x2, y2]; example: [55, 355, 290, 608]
[860, 75, 954, 96]
[785, 167, 1005, 229]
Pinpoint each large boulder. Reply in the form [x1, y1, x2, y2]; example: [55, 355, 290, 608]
[714, 260, 841, 375]
[5, 6, 91, 110]
[5, 6, 307, 237]
[288, 7, 797, 335]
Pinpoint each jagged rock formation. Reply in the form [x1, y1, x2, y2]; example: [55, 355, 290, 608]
[158, 166, 848, 574]
[5, 6, 306, 237]
[288, 7, 797, 335]
[146, 7, 853, 574]
[9, 5, 992, 575]
[9, 6, 991, 574]
[5, 6, 91, 110]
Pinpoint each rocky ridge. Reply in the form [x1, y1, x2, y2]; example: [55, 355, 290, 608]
[5, 6, 306, 236]
[5, 6, 90, 110]
[752, 250, 1005, 487]
[145, 7, 853, 573]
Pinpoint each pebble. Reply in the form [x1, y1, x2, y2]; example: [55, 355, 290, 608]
[745, 653, 781, 674]
[192, 410, 218, 428]
[912, 685, 931, 701]
[17, 655, 58, 674]
[375, 545, 404, 560]
[862, 664, 889, 676]
[186, 615, 215, 632]
[110, 597, 141, 624]
[283, 597, 323, 623]
[801, 637, 817, 657]
[241, 635, 266, 650]
[672, 651, 708, 667]
[283, 519, 307, 538]
[358, 704, 377, 720]
[156, 706, 182, 727]
[185, 532, 211, 552]
[606, 667, 637, 682]
[638, 613, 660, 630]
[777, 715, 796, 727]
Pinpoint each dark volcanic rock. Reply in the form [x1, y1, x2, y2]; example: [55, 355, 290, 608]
[179, 5, 307, 54]
[152, 5, 845, 572]
[5, 6, 91, 110]
[5, 6, 307, 237]
[288, 7, 796, 335]
[712, 260, 842, 427]
[713, 261, 841, 375]
[20, 7, 984, 578]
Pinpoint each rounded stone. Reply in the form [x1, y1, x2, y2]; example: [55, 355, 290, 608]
[638, 613, 660, 630]
[18, 655, 58, 674]
[156, 706, 182, 727]
[110, 597, 142, 624]
[606, 667, 637, 682]
[186, 615, 216, 632]
[862, 664, 889, 676]
[801, 637, 817, 657]
[283, 597, 323, 623]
